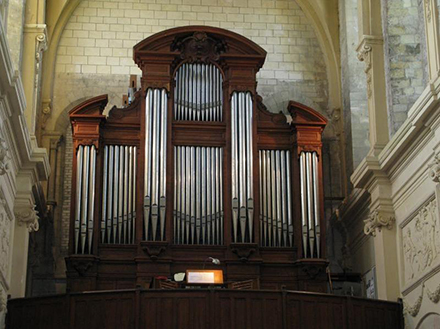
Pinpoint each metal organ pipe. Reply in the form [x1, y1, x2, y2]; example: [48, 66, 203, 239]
[101, 145, 137, 245]
[73, 145, 97, 254]
[231, 91, 254, 243]
[258, 150, 293, 247]
[174, 63, 223, 122]
[144, 88, 168, 241]
[173, 146, 223, 245]
[298, 151, 321, 258]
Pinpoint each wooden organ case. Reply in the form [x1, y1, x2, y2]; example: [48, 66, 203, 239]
[66, 26, 329, 293]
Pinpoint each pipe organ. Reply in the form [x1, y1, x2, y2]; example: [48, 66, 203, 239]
[67, 26, 329, 293]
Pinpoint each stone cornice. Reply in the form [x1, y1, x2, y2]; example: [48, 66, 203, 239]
[351, 77, 440, 196]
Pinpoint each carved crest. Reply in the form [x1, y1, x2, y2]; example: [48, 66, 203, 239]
[171, 32, 227, 63]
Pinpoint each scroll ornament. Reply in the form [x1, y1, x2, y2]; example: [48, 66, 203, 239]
[403, 284, 424, 317]
[364, 210, 395, 237]
[357, 44, 373, 99]
[15, 205, 39, 232]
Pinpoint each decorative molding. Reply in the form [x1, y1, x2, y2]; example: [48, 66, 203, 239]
[14, 204, 39, 232]
[425, 0, 432, 23]
[0, 285, 6, 312]
[357, 44, 373, 99]
[403, 284, 424, 317]
[0, 209, 11, 281]
[141, 241, 168, 261]
[0, 136, 9, 175]
[231, 244, 257, 263]
[363, 210, 395, 236]
[171, 31, 227, 63]
[427, 283, 440, 303]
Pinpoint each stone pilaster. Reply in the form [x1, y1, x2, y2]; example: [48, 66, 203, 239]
[356, 36, 389, 156]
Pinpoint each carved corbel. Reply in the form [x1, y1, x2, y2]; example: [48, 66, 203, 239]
[364, 209, 395, 237]
[14, 205, 39, 232]
[0, 137, 10, 175]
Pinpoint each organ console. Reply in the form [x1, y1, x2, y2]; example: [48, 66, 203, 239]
[66, 26, 329, 293]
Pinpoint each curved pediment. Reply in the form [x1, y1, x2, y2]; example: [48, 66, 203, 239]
[134, 26, 267, 67]
[69, 94, 108, 118]
[288, 100, 328, 127]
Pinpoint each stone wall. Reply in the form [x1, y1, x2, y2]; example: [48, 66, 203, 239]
[5, 0, 25, 71]
[52, 0, 329, 122]
[339, 0, 369, 172]
[382, 0, 429, 135]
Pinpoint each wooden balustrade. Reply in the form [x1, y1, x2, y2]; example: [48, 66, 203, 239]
[6, 289, 403, 329]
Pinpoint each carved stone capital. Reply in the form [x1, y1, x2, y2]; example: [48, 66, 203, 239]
[428, 153, 440, 182]
[364, 209, 395, 237]
[14, 205, 39, 232]
[0, 137, 9, 175]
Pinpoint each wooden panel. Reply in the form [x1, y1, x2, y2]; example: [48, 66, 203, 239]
[140, 291, 210, 329]
[70, 292, 135, 329]
[7, 290, 403, 329]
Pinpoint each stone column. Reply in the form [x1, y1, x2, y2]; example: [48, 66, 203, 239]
[422, 0, 440, 81]
[21, 0, 47, 135]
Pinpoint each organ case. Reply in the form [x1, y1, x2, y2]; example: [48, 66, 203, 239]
[66, 26, 328, 293]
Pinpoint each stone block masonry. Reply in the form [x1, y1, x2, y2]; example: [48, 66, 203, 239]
[54, 0, 328, 117]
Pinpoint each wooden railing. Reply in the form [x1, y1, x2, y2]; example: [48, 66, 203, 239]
[6, 289, 403, 329]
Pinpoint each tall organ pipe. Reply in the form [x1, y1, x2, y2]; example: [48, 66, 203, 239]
[298, 151, 321, 258]
[173, 146, 224, 245]
[74, 145, 97, 254]
[101, 145, 137, 244]
[258, 149, 294, 247]
[231, 91, 254, 243]
[144, 88, 167, 241]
